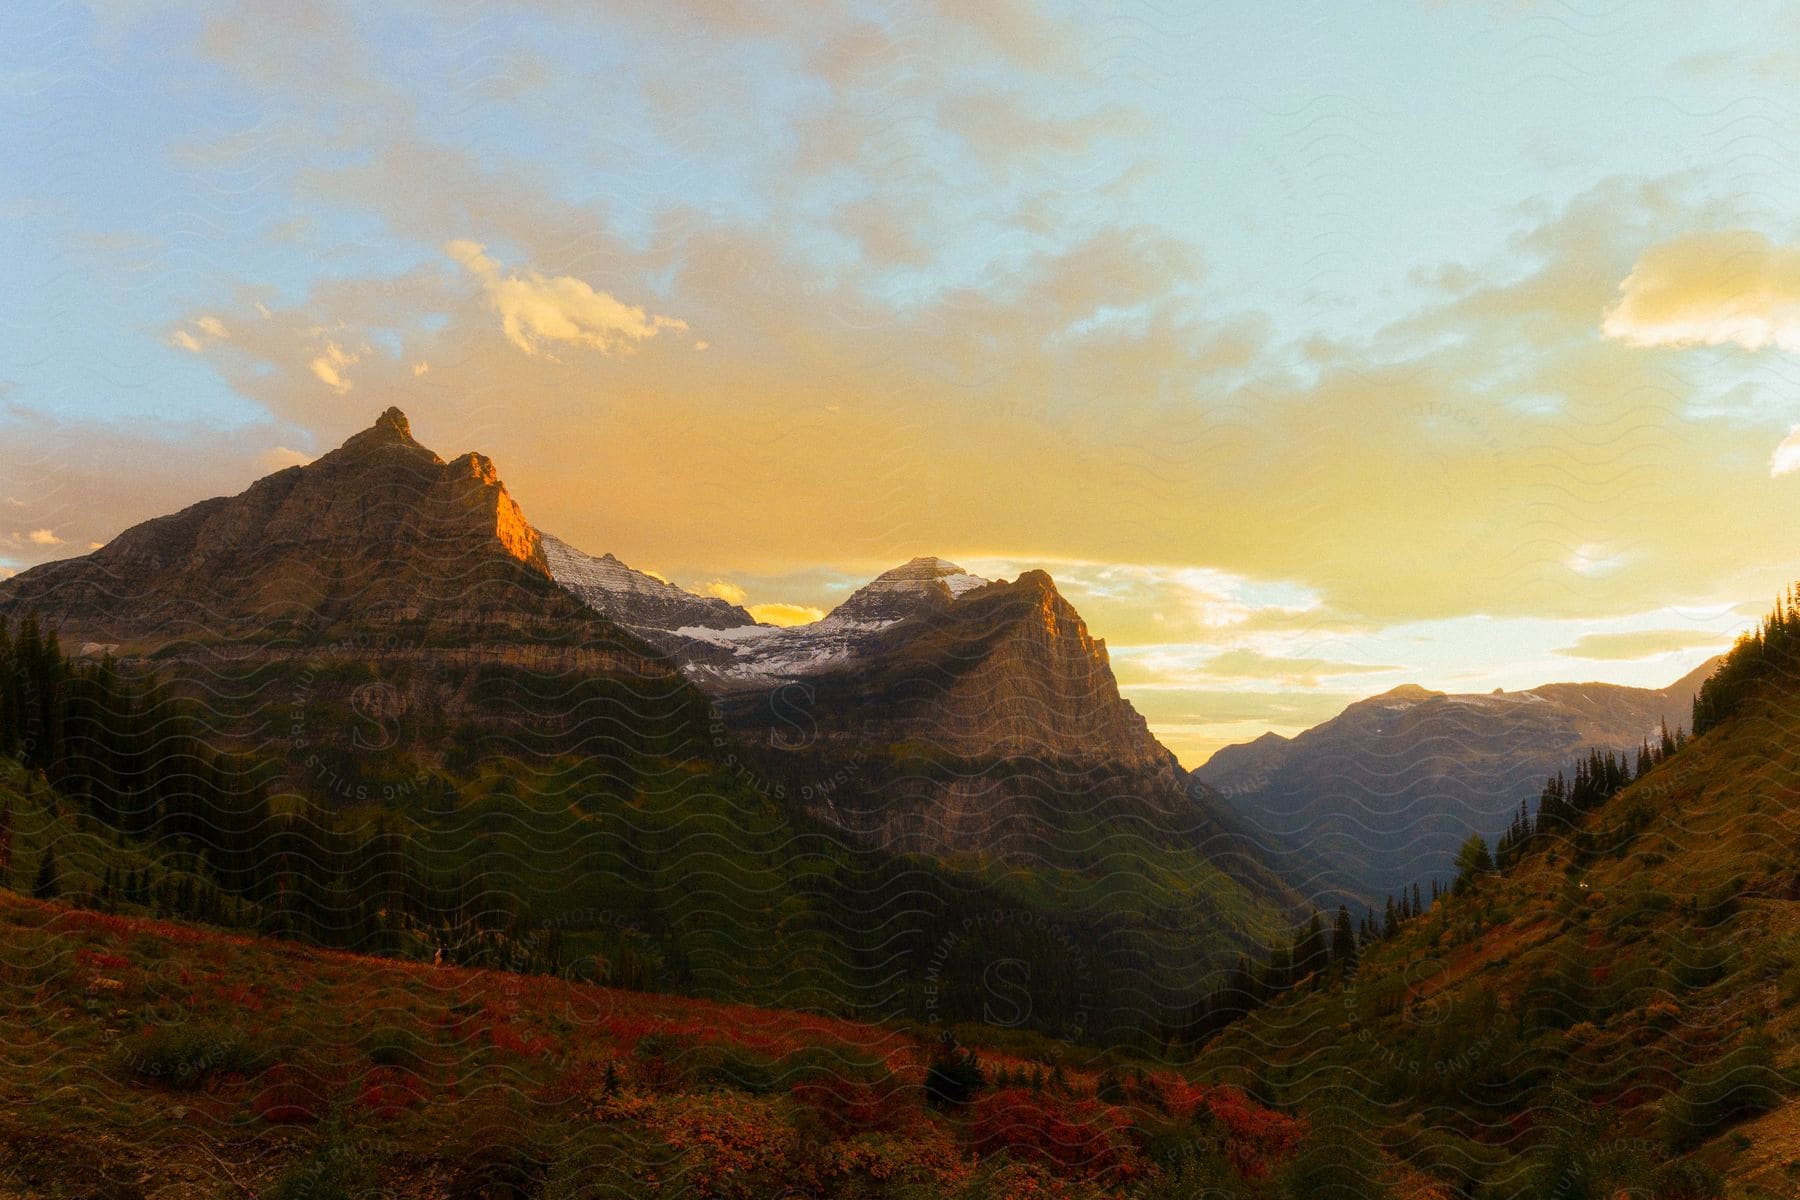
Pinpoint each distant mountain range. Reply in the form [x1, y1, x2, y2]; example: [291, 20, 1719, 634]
[1195, 663, 1716, 901]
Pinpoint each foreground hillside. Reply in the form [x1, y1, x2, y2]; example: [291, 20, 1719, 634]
[1192, 621, 1800, 1198]
[0, 887, 1342, 1200]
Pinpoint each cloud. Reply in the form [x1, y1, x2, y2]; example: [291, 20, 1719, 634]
[1553, 629, 1729, 661]
[1202, 649, 1398, 682]
[25, 529, 61, 546]
[309, 341, 357, 392]
[1602, 230, 1800, 353]
[1772, 426, 1800, 478]
[447, 240, 686, 357]
[168, 315, 230, 353]
[1114, 644, 1396, 691]
[749, 602, 824, 627]
[699, 580, 748, 605]
[1567, 543, 1626, 578]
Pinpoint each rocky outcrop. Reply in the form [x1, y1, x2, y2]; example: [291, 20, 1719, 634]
[1196, 661, 1719, 900]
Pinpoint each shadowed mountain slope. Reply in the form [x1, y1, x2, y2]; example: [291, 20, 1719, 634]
[1196, 662, 1716, 900]
[1191, 618, 1800, 1197]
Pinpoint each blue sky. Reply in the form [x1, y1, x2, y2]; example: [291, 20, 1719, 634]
[4, 1, 1800, 763]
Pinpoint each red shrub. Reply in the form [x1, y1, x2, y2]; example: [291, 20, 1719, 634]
[793, 1073, 919, 1137]
[354, 1066, 427, 1118]
[487, 1020, 548, 1058]
[77, 949, 131, 973]
[253, 1064, 331, 1124]
[964, 1088, 1134, 1179]
[1197, 1085, 1306, 1177]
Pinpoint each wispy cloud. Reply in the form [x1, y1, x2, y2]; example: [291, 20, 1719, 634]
[1554, 628, 1729, 661]
[309, 341, 358, 393]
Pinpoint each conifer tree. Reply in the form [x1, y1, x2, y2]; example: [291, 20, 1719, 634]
[1332, 904, 1357, 967]
[32, 845, 58, 899]
[1453, 834, 1493, 895]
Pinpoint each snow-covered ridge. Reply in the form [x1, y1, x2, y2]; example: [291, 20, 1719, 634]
[540, 532, 755, 633]
[541, 545, 997, 692]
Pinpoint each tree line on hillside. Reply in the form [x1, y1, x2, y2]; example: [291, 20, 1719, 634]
[1177, 704, 1704, 1053]
[1494, 729, 1683, 868]
[0, 614, 527, 959]
[2, 613, 1250, 1048]
[1174, 887, 1434, 1047]
[1691, 586, 1800, 736]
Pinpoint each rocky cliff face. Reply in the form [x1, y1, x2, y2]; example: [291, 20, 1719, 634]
[1196, 661, 1718, 900]
[716, 567, 1299, 912]
[814, 569, 1172, 768]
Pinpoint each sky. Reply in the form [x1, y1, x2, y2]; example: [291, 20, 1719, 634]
[3, 1, 1800, 766]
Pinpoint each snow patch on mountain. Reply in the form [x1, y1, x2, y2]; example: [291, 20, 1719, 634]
[540, 532, 756, 634]
[547, 552, 996, 692]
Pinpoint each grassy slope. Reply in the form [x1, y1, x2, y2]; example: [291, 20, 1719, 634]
[1194, 669, 1800, 1198]
[0, 886, 1326, 1200]
[0, 758, 257, 926]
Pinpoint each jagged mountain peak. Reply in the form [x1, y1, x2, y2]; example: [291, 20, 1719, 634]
[0, 408, 566, 640]
[828, 556, 991, 625]
[374, 405, 412, 437]
[323, 406, 438, 467]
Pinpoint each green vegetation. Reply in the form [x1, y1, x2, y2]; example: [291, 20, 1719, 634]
[1184, 596, 1800, 1198]
[0, 612, 1267, 1049]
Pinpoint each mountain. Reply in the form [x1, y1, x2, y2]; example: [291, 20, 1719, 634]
[0, 406, 705, 792]
[3, 407, 563, 640]
[1196, 663, 1716, 901]
[536, 541, 1296, 908]
[711, 564, 1307, 1000]
[1188, 607, 1799, 1197]
[0, 408, 1295, 1042]
[534, 537, 1308, 1028]
[540, 531, 756, 641]
[549, 554, 998, 692]
[721, 567, 1183, 843]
